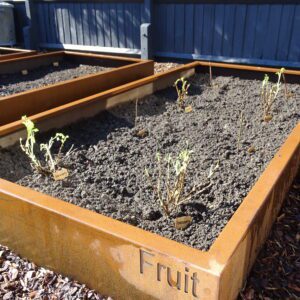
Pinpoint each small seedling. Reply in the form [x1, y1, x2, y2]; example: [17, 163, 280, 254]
[261, 68, 285, 121]
[145, 148, 219, 216]
[174, 77, 190, 109]
[20, 116, 72, 177]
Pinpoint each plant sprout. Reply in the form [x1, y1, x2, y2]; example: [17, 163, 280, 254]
[20, 116, 72, 175]
[145, 148, 219, 216]
[174, 77, 190, 109]
[261, 68, 285, 121]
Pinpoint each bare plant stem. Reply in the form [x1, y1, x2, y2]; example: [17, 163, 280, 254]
[282, 73, 290, 100]
[134, 98, 138, 127]
[209, 63, 213, 87]
[237, 111, 244, 151]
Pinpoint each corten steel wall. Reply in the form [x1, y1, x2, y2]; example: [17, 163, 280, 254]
[13, 0, 300, 67]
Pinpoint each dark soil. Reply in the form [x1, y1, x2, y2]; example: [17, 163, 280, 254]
[239, 172, 300, 300]
[0, 62, 111, 97]
[0, 244, 112, 299]
[0, 73, 299, 251]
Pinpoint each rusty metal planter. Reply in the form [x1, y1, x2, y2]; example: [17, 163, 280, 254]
[0, 62, 299, 300]
[0, 51, 153, 146]
[0, 47, 37, 61]
[0, 50, 148, 75]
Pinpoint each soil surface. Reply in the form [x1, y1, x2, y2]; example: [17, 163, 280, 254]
[0, 244, 112, 299]
[239, 172, 300, 299]
[0, 62, 111, 97]
[0, 73, 299, 250]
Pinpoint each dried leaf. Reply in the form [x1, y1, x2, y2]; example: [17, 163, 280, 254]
[264, 115, 273, 122]
[136, 129, 148, 138]
[247, 146, 256, 154]
[185, 105, 193, 113]
[53, 168, 69, 181]
[175, 216, 193, 230]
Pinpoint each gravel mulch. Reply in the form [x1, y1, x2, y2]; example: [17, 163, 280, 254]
[0, 62, 111, 97]
[0, 245, 112, 300]
[154, 61, 182, 73]
[240, 172, 300, 300]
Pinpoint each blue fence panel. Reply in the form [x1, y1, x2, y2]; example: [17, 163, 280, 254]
[13, 0, 300, 67]
[36, 1, 144, 51]
[154, 2, 300, 67]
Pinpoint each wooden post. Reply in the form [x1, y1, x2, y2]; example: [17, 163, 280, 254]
[24, 0, 38, 49]
[141, 0, 153, 59]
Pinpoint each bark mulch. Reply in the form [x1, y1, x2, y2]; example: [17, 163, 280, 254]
[239, 172, 300, 300]
[0, 245, 112, 300]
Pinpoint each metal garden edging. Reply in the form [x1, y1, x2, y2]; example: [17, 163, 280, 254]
[0, 46, 37, 61]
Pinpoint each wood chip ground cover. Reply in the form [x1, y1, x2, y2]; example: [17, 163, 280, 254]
[0, 73, 299, 251]
[0, 62, 111, 97]
[239, 172, 300, 299]
[0, 244, 111, 300]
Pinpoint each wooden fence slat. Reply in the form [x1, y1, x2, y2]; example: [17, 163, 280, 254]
[242, 4, 257, 58]
[202, 4, 215, 55]
[276, 5, 295, 61]
[263, 4, 283, 60]
[222, 4, 235, 57]
[174, 4, 184, 53]
[95, 3, 104, 47]
[62, 4, 71, 44]
[194, 4, 204, 55]
[166, 4, 175, 53]
[288, 5, 300, 61]
[117, 3, 125, 48]
[184, 4, 194, 54]
[213, 4, 224, 56]
[232, 5, 247, 58]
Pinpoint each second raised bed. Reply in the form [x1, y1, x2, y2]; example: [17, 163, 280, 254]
[0, 47, 37, 61]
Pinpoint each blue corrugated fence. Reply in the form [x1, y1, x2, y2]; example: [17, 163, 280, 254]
[14, 0, 300, 67]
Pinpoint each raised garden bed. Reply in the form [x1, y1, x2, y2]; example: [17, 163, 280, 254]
[0, 62, 299, 299]
[0, 47, 37, 61]
[0, 51, 153, 147]
[0, 51, 153, 97]
[0, 60, 112, 97]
